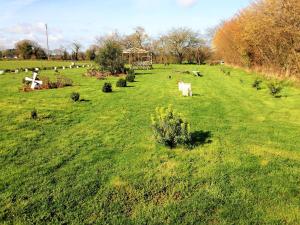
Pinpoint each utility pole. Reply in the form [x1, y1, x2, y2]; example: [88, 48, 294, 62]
[45, 24, 50, 60]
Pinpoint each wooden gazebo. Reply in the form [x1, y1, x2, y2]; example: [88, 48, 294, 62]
[122, 47, 153, 70]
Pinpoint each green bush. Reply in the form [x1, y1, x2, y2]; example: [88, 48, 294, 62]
[268, 82, 282, 97]
[70, 92, 80, 102]
[252, 79, 262, 90]
[102, 82, 112, 93]
[116, 78, 127, 87]
[127, 68, 135, 76]
[31, 108, 38, 120]
[96, 40, 124, 75]
[151, 106, 191, 149]
[126, 74, 135, 82]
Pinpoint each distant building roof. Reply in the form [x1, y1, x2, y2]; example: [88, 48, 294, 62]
[122, 47, 149, 54]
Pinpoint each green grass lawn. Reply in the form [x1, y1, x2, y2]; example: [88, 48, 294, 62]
[0, 64, 300, 224]
[0, 60, 91, 71]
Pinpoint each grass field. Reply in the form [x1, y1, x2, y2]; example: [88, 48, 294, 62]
[0, 60, 90, 71]
[0, 64, 300, 224]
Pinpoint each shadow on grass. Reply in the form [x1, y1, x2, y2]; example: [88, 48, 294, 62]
[80, 99, 91, 102]
[190, 130, 213, 147]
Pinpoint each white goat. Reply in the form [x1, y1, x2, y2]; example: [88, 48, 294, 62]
[178, 81, 192, 97]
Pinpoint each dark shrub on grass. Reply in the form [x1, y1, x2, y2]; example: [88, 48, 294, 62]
[252, 79, 262, 90]
[126, 74, 135, 82]
[268, 82, 282, 97]
[116, 78, 127, 87]
[151, 105, 191, 149]
[31, 109, 38, 120]
[102, 82, 112, 93]
[70, 92, 80, 102]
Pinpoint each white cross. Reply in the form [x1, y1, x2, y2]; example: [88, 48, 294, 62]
[25, 72, 43, 90]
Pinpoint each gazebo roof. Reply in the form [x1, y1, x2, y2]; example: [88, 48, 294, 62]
[122, 47, 149, 54]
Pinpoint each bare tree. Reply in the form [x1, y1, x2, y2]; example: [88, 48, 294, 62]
[72, 41, 82, 61]
[165, 28, 202, 64]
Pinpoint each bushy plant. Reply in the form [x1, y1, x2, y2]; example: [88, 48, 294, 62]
[116, 78, 127, 87]
[102, 82, 112, 93]
[151, 106, 191, 149]
[96, 40, 124, 75]
[268, 82, 282, 97]
[252, 79, 262, 90]
[126, 74, 135, 82]
[70, 92, 80, 102]
[31, 108, 38, 119]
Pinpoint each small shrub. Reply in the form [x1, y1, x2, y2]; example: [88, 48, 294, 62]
[70, 92, 80, 102]
[116, 78, 127, 87]
[31, 109, 38, 120]
[126, 74, 135, 82]
[268, 82, 282, 97]
[127, 69, 135, 76]
[102, 82, 112, 93]
[252, 79, 262, 90]
[151, 106, 191, 149]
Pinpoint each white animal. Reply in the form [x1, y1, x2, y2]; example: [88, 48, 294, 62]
[25, 72, 43, 89]
[0, 70, 5, 75]
[178, 81, 192, 97]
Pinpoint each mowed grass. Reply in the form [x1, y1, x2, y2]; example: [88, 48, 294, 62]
[0, 60, 90, 70]
[0, 64, 300, 224]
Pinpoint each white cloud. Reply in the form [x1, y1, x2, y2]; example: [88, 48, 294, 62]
[177, 0, 198, 7]
[0, 22, 66, 50]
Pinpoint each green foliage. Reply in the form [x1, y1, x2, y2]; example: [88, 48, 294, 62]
[96, 40, 124, 75]
[151, 106, 191, 148]
[252, 79, 262, 90]
[126, 74, 135, 82]
[116, 78, 127, 87]
[268, 82, 282, 97]
[31, 108, 37, 119]
[70, 92, 80, 102]
[102, 82, 112, 93]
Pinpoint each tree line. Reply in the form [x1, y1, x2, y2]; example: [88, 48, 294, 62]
[0, 27, 212, 64]
[213, 0, 300, 78]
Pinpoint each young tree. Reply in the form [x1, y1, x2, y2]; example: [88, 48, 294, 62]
[96, 39, 124, 75]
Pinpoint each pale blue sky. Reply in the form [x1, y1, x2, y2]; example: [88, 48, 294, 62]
[0, 0, 252, 50]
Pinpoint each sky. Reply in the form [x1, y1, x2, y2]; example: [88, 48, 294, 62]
[0, 0, 252, 51]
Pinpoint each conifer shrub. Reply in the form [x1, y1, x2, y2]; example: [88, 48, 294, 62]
[116, 78, 127, 87]
[151, 106, 191, 149]
[252, 79, 262, 90]
[102, 82, 112, 93]
[268, 82, 282, 97]
[70, 92, 80, 102]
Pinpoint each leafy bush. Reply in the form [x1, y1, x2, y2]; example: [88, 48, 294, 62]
[126, 74, 135, 82]
[102, 82, 112, 93]
[127, 68, 135, 76]
[268, 82, 282, 97]
[96, 40, 124, 75]
[31, 109, 38, 120]
[116, 78, 127, 87]
[252, 79, 262, 90]
[151, 106, 191, 149]
[70, 92, 80, 102]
